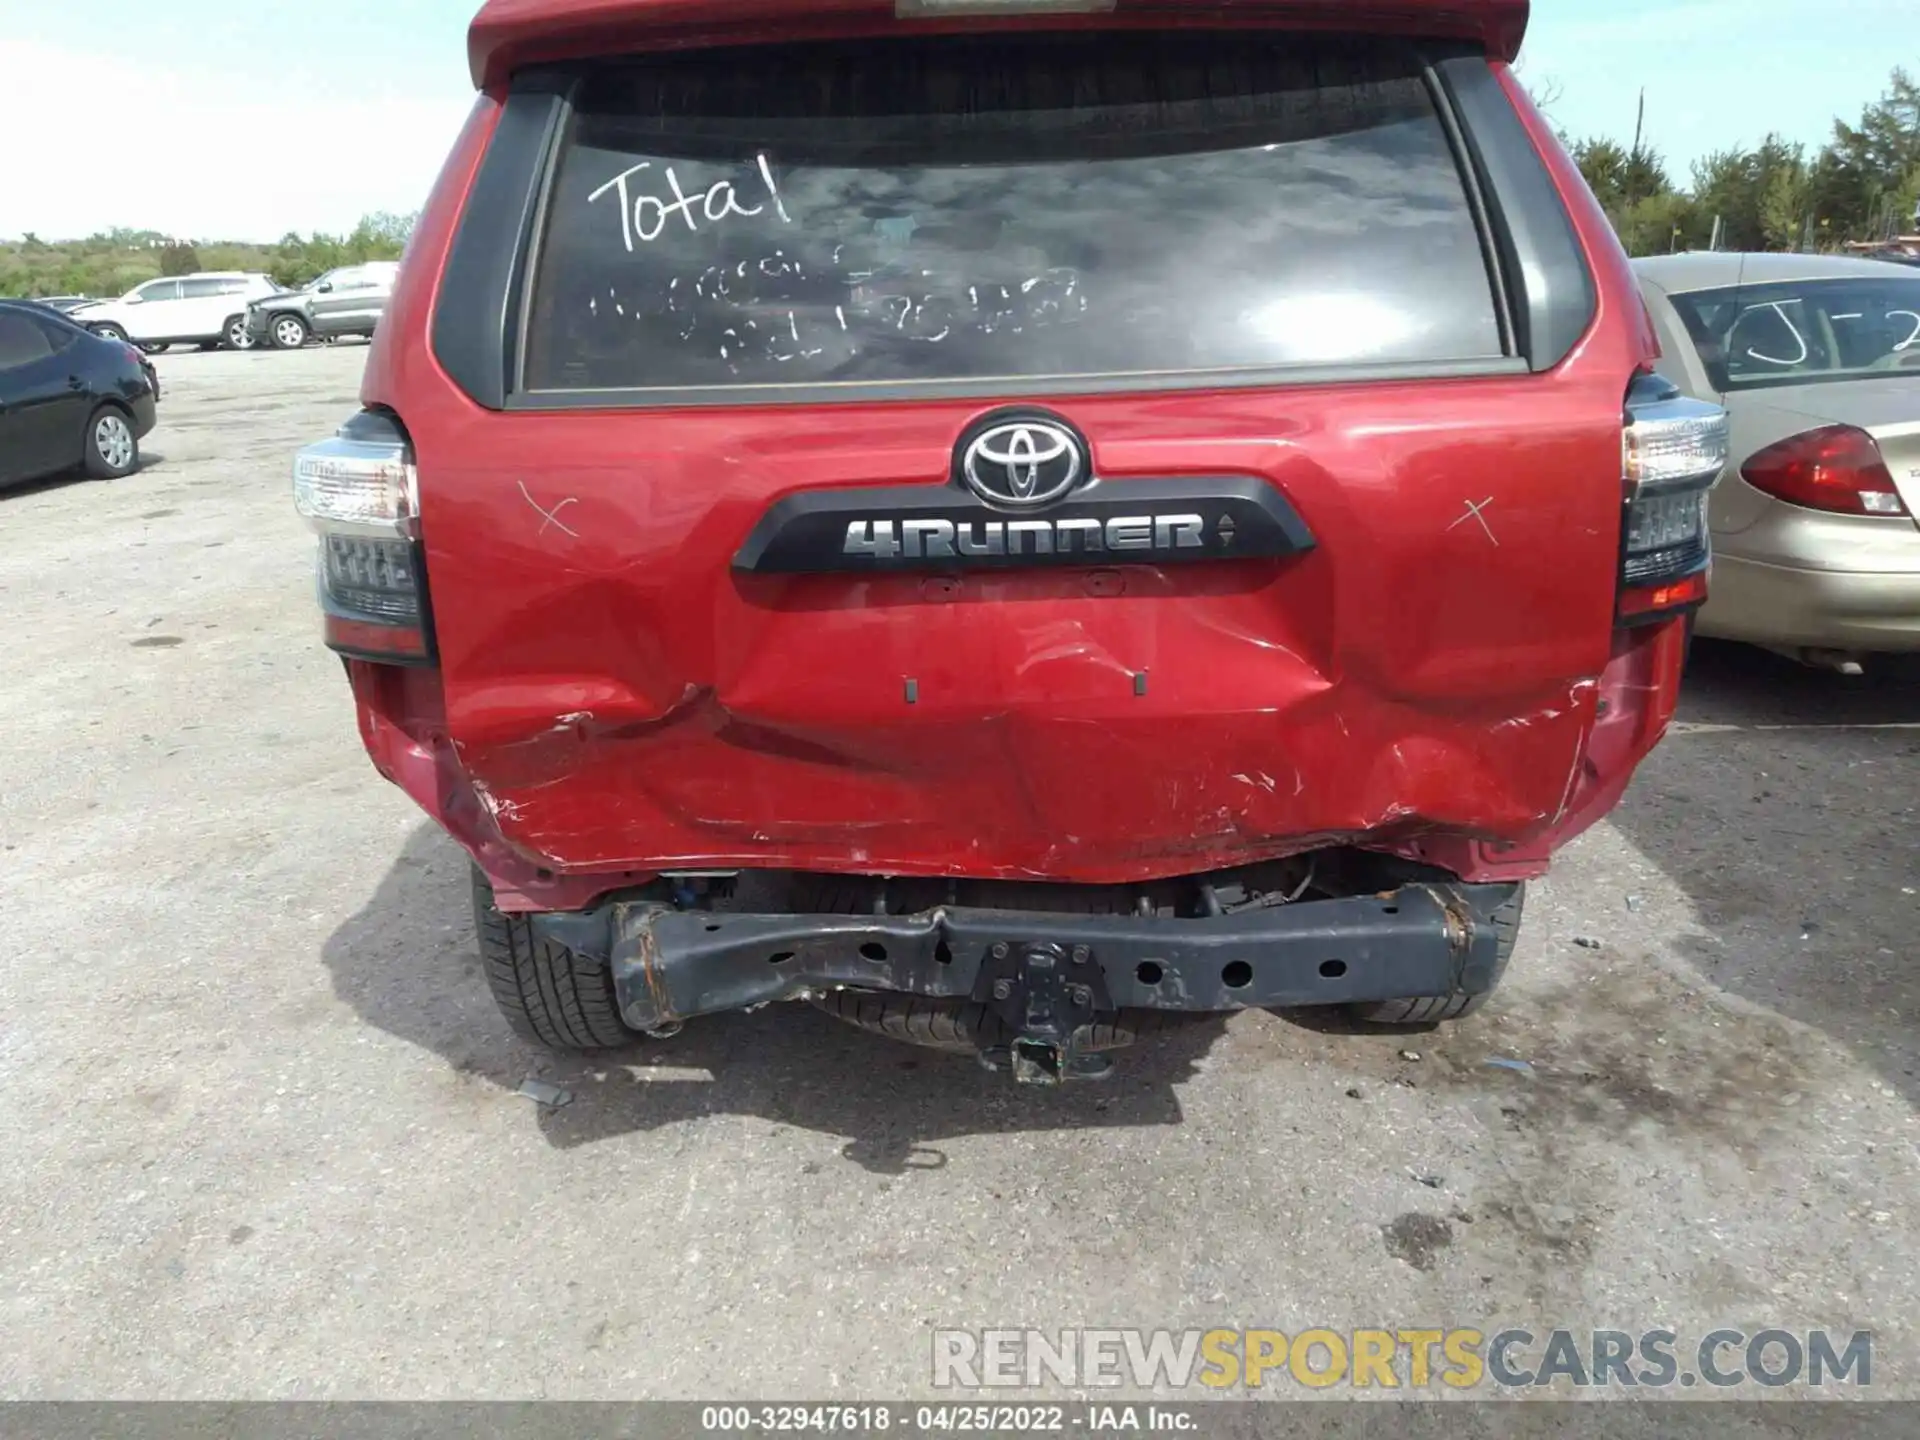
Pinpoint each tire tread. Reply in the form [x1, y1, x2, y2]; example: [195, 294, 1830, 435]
[1346, 884, 1526, 1025]
[472, 869, 634, 1051]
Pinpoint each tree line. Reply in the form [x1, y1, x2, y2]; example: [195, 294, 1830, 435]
[0, 212, 417, 300]
[6, 68, 1917, 293]
[1563, 68, 1920, 256]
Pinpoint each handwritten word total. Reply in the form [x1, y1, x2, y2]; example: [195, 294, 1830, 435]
[588, 154, 791, 251]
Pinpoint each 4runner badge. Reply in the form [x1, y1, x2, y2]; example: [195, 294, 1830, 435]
[732, 406, 1316, 574]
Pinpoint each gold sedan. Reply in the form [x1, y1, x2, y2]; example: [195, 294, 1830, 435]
[1635, 252, 1920, 669]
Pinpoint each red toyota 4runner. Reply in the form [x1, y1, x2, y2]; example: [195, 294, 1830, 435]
[296, 0, 1727, 1082]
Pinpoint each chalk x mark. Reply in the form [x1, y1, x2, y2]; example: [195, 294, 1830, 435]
[519, 481, 580, 539]
[1448, 497, 1499, 547]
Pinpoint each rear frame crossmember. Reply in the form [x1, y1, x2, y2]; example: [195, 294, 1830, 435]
[532, 881, 1517, 1082]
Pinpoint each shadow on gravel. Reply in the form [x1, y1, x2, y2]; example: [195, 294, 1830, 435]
[1611, 639, 1920, 1105]
[0, 468, 94, 502]
[0, 453, 170, 503]
[323, 823, 1225, 1170]
[1679, 637, 1920, 727]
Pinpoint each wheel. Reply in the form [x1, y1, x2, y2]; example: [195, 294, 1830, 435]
[1345, 883, 1526, 1025]
[222, 315, 255, 350]
[472, 867, 637, 1051]
[269, 313, 309, 350]
[83, 405, 139, 479]
[88, 323, 130, 344]
[137, 341, 169, 355]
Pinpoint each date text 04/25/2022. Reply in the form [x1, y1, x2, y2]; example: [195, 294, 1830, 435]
[699, 1404, 1194, 1433]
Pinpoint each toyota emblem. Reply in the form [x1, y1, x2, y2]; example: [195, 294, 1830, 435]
[959, 415, 1086, 510]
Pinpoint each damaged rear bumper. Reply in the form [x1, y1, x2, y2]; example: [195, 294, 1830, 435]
[533, 881, 1518, 1073]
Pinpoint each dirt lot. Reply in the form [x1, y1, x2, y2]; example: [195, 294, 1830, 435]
[2, 344, 1917, 1401]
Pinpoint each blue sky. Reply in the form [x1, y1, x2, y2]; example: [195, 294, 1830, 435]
[1, 0, 1914, 241]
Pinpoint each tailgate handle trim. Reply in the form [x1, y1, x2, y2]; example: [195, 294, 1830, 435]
[732, 475, 1315, 574]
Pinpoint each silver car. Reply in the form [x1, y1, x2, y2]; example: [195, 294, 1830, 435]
[245, 261, 402, 350]
[1634, 252, 1920, 667]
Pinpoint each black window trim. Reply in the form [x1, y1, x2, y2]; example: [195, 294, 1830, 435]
[434, 40, 1591, 412]
[434, 69, 574, 410]
[1428, 48, 1596, 374]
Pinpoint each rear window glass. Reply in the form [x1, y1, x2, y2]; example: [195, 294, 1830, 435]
[0, 311, 56, 369]
[1669, 276, 1920, 392]
[521, 33, 1504, 398]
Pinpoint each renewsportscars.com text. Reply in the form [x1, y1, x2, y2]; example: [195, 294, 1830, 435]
[932, 1327, 1871, 1391]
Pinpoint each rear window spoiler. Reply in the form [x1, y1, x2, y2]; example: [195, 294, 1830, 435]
[468, 0, 1531, 89]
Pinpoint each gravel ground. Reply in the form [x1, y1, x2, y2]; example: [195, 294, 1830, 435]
[1, 344, 1916, 1404]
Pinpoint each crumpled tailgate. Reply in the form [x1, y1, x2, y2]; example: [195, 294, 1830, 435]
[412, 371, 1625, 884]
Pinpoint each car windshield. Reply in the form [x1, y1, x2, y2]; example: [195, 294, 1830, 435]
[1668, 275, 1920, 392]
[521, 31, 1506, 398]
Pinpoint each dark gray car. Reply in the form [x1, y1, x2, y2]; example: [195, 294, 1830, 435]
[246, 262, 401, 349]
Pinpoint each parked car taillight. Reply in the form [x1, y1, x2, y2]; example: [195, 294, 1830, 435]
[1740, 424, 1909, 517]
[293, 410, 434, 664]
[1617, 373, 1728, 622]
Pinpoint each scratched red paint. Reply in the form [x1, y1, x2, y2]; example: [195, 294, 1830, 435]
[353, 0, 1690, 913]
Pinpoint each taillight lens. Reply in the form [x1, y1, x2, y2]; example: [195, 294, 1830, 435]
[1618, 373, 1728, 623]
[293, 411, 433, 664]
[294, 422, 417, 533]
[1740, 425, 1908, 517]
[1622, 487, 1711, 584]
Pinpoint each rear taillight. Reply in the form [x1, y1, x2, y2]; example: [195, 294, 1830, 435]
[293, 410, 434, 664]
[1618, 373, 1728, 624]
[1740, 425, 1909, 517]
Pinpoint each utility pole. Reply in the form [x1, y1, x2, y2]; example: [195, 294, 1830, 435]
[1627, 89, 1648, 206]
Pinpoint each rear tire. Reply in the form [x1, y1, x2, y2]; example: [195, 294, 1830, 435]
[472, 868, 637, 1052]
[1345, 883, 1526, 1025]
[137, 341, 169, 355]
[83, 405, 139, 479]
[222, 315, 254, 350]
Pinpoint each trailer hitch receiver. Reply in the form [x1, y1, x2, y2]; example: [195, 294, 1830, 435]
[972, 941, 1114, 1084]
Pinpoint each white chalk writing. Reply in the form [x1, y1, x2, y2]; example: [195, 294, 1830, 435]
[587, 154, 790, 251]
[627, 265, 1086, 373]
